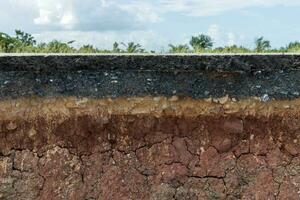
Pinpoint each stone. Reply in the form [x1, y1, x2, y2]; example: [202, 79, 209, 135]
[218, 95, 229, 104]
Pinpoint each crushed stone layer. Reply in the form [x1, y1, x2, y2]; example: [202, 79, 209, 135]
[1, 96, 300, 200]
[0, 54, 300, 99]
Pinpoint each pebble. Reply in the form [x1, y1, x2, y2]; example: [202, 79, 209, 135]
[204, 97, 212, 103]
[28, 128, 37, 137]
[75, 97, 89, 106]
[218, 95, 229, 105]
[293, 91, 299, 96]
[204, 91, 210, 96]
[260, 94, 270, 102]
[153, 97, 161, 102]
[169, 96, 179, 102]
[283, 105, 290, 109]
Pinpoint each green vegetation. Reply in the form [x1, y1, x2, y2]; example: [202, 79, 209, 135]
[286, 41, 300, 52]
[121, 42, 145, 53]
[190, 34, 213, 51]
[169, 44, 190, 53]
[1, 30, 300, 53]
[255, 37, 271, 52]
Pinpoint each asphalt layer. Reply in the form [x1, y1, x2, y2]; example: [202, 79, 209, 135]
[0, 54, 299, 100]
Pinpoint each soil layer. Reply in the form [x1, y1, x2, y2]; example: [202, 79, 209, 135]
[1, 97, 300, 199]
[0, 54, 299, 99]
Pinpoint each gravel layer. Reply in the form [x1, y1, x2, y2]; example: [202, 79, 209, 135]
[0, 54, 299, 99]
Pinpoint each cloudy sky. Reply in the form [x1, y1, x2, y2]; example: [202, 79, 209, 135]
[1, 0, 300, 51]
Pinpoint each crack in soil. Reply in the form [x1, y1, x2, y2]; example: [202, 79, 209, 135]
[1, 97, 300, 199]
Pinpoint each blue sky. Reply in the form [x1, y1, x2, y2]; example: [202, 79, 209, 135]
[1, 0, 300, 51]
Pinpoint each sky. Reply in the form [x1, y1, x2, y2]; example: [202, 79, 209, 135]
[1, 0, 300, 51]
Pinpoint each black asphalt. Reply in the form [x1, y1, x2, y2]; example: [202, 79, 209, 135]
[0, 54, 299, 100]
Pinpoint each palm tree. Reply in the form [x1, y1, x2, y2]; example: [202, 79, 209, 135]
[189, 34, 213, 51]
[121, 42, 145, 53]
[46, 40, 75, 53]
[168, 44, 189, 53]
[287, 41, 300, 50]
[0, 32, 16, 52]
[112, 42, 121, 53]
[15, 30, 36, 46]
[255, 37, 271, 52]
[218, 45, 251, 53]
[78, 45, 98, 53]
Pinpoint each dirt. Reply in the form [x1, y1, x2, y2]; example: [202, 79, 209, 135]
[1, 96, 300, 200]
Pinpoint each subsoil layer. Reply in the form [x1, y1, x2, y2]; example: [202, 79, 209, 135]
[1, 96, 300, 200]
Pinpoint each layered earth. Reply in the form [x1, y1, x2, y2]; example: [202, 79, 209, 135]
[0, 54, 300, 200]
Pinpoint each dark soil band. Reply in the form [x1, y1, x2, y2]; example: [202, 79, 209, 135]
[0, 54, 299, 99]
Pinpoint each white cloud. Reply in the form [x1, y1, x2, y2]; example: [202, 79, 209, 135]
[60, 12, 76, 29]
[2, 0, 300, 32]
[191, 25, 247, 47]
[162, 0, 300, 16]
[32, 0, 145, 31]
[118, 2, 162, 23]
[227, 33, 236, 46]
[34, 9, 52, 25]
[2, 0, 163, 32]
[207, 24, 220, 43]
[33, 1, 77, 29]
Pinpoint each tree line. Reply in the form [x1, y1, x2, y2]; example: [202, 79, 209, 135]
[1, 30, 300, 53]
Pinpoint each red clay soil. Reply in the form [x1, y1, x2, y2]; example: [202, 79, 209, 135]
[0, 97, 300, 200]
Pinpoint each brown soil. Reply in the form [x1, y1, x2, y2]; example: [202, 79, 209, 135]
[1, 96, 300, 200]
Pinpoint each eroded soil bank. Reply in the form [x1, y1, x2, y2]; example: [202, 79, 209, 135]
[1, 97, 300, 200]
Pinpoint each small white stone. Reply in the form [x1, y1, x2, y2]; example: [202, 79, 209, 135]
[200, 147, 205, 153]
[169, 96, 179, 102]
[153, 97, 161, 101]
[204, 97, 212, 103]
[218, 95, 229, 104]
[294, 139, 298, 144]
[260, 94, 270, 102]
